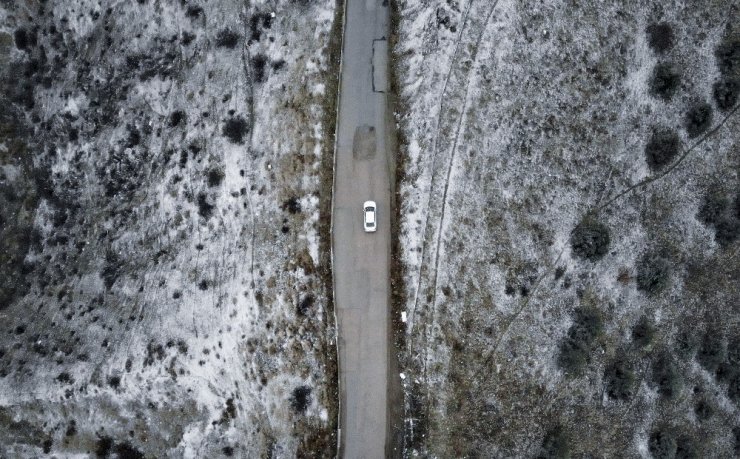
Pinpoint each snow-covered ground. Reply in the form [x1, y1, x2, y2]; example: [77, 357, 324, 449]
[392, 0, 739, 456]
[0, 0, 339, 456]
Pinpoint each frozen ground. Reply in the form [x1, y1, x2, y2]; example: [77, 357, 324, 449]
[0, 0, 339, 457]
[392, 0, 739, 456]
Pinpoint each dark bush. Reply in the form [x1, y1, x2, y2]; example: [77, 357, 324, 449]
[223, 446, 235, 456]
[650, 63, 680, 101]
[108, 375, 121, 389]
[652, 353, 681, 399]
[713, 78, 738, 110]
[207, 168, 224, 187]
[65, 419, 78, 437]
[696, 331, 725, 373]
[181, 31, 196, 46]
[537, 426, 570, 459]
[216, 29, 240, 48]
[649, 428, 677, 459]
[646, 22, 674, 53]
[715, 38, 740, 77]
[185, 5, 204, 19]
[726, 372, 740, 404]
[14, 28, 36, 50]
[297, 294, 314, 316]
[197, 193, 215, 219]
[169, 110, 186, 127]
[557, 307, 603, 374]
[645, 128, 680, 171]
[698, 189, 728, 226]
[282, 196, 302, 214]
[675, 435, 699, 459]
[102, 251, 121, 290]
[222, 116, 249, 144]
[636, 251, 671, 295]
[632, 316, 656, 349]
[42, 438, 52, 454]
[694, 398, 713, 421]
[604, 357, 636, 400]
[684, 102, 713, 138]
[290, 385, 312, 413]
[570, 217, 610, 261]
[714, 218, 740, 246]
[252, 54, 268, 83]
[95, 436, 114, 458]
[113, 442, 144, 459]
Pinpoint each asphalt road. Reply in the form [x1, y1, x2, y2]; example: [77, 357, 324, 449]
[332, 0, 393, 457]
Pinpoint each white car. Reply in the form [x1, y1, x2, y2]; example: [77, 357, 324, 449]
[363, 201, 377, 232]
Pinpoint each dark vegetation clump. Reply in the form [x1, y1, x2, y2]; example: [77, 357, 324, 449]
[636, 251, 670, 295]
[684, 102, 713, 138]
[649, 428, 677, 459]
[219, 398, 237, 425]
[675, 435, 699, 459]
[290, 385, 312, 413]
[95, 436, 114, 458]
[185, 5, 204, 19]
[557, 307, 603, 374]
[697, 188, 740, 245]
[715, 38, 740, 78]
[698, 188, 728, 226]
[645, 128, 680, 171]
[632, 316, 656, 349]
[537, 426, 570, 459]
[713, 78, 738, 111]
[144, 341, 166, 366]
[696, 331, 725, 373]
[108, 375, 121, 389]
[222, 446, 235, 456]
[197, 193, 215, 219]
[222, 116, 249, 144]
[297, 294, 314, 316]
[169, 110, 186, 127]
[42, 438, 52, 453]
[125, 52, 177, 81]
[250, 12, 273, 42]
[113, 442, 144, 459]
[14, 28, 37, 50]
[604, 357, 636, 400]
[252, 54, 268, 83]
[694, 398, 713, 420]
[181, 31, 196, 46]
[649, 63, 680, 101]
[646, 22, 674, 53]
[652, 352, 681, 399]
[282, 196, 302, 214]
[65, 419, 78, 437]
[215, 29, 240, 48]
[207, 168, 224, 187]
[570, 217, 610, 261]
[101, 251, 121, 290]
